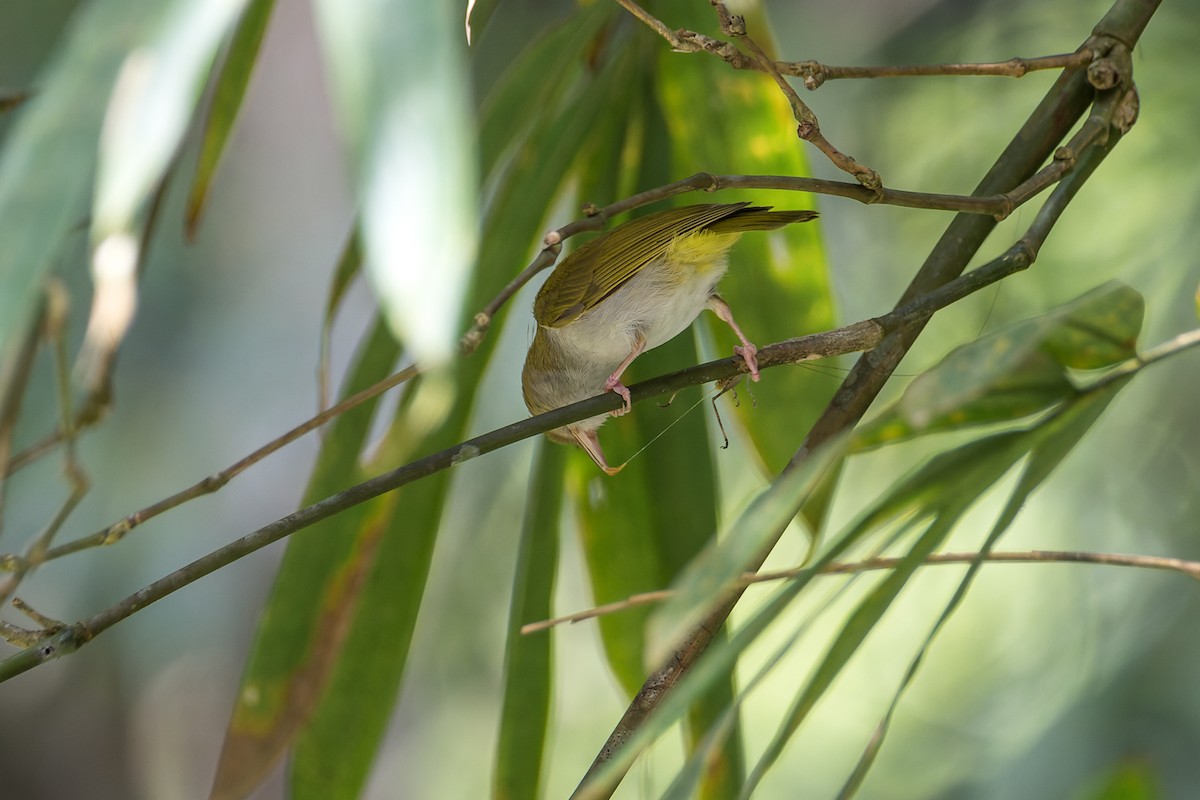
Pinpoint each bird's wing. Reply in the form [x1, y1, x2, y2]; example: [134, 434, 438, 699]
[533, 203, 751, 327]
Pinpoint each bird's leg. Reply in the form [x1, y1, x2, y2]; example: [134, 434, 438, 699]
[707, 294, 760, 381]
[570, 426, 624, 476]
[604, 331, 646, 416]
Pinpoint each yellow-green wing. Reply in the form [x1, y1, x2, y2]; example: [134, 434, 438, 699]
[533, 202, 752, 326]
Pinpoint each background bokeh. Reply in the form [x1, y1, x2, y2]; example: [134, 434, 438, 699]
[1, 1, 1197, 798]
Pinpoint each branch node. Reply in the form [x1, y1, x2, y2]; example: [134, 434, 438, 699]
[1114, 86, 1139, 133]
[795, 61, 826, 90]
[459, 314, 489, 356]
[103, 519, 133, 546]
[1087, 57, 1122, 91]
[12, 597, 65, 631]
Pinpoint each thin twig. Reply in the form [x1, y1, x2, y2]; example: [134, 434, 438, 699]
[0, 292, 91, 612]
[29, 364, 419, 563]
[523, 549, 1200, 633]
[786, 51, 1095, 89]
[713, 1, 882, 191]
[0, 298, 45, 542]
[611, 0, 1095, 92]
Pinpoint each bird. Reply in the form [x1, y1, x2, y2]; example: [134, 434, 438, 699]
[521, 202, 817, 474]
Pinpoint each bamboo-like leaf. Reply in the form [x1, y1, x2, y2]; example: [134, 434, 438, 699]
[477, 5, 609, 177]
[573, 340, 720, 695]
[291, 426, 450, 800]
[568, 69, 664, 700]
[839, 382, 1128, 798]
[317, 232, 363, 409]
[321, 233, 362, 324]
[311, 0, 477, 365]
[857, 282, 1143, 448]
[742, 430, 1034, 796]
[645, 432, 847, 669]
[493, 441, 565, 800]
[185, 0, 276, 239]
[565, 48, 748, 795]
[211, 318, 400, 800]
[93, 0, 248, 238]
[0, 0, 224, 359]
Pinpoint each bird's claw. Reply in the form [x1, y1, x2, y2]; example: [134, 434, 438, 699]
[734, 343, 760, 382]
[606, 379, 632, 415]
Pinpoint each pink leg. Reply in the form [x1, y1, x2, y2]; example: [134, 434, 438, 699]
[570, 426, 624, 476]
[604, 331, 646, 416]
[707, 295, 759, 381]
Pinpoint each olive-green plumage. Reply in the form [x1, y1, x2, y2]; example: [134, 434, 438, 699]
[522, 202, 817, 474]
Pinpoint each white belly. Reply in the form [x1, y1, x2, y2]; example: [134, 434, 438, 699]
[547, 254, 728, 370]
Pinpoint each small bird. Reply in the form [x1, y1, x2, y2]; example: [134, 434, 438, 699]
[521, 202, 817, 474]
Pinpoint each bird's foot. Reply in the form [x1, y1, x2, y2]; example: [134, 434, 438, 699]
[605, 378, 632, 415]
[734, 343, 760, 382]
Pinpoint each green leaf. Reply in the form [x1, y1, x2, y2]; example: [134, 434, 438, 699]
[744, 430, 1036, 797]
[477, 5, 609, 177]
[292, 415, 452, 800]
[567, 48, 747, 795]
[857, 282, 1144, 448]
[645, 432, 846, 669]
[0, 0, 220, 360]
[839, 380, 1129, 798]
[211, 317, 400, 800]
[1074, 759, 1161, 800]
[311, 0, 478, 365]
[493, 441, 564, 800]
[93, 0, 250, 238]
[317, 232, 364, 410]
[321, 232, 362, 325]
[185, 0, 276, 238]
[1040, 282, 1142, 369]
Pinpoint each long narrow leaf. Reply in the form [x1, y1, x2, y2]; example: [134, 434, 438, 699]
[311, 0, 477, 365]
[211, 318, 400, 800]
[493, 441, 565, 800]
[0, 0, 189, 357]
[838, 382, 1129, 798]
[185, 0, 276, 238]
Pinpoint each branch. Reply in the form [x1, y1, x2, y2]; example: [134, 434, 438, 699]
[2, 364, 419, 566]
[787, 51, 1094, 89]
[523, 549, 1200, 633]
